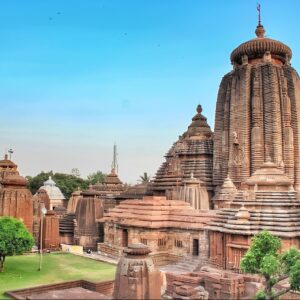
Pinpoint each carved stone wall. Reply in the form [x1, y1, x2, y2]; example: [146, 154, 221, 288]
[213, 51, 300, 190]
[113, 244, 161, 300]
[42, 210, 60, 249]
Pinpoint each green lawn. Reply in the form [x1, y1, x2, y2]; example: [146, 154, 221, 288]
[0, 253, 116, 299]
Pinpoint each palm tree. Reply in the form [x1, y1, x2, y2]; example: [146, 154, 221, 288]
[138, 172, 151, 183]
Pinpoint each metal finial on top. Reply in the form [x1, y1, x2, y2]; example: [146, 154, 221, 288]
[255, 3, 265, 38]
[257, 3, 261, 26]
[8, 149, 13, 160]
[111, 143, 118, 174]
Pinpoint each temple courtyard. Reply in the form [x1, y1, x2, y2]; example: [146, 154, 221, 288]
[0, 253, 116, 299]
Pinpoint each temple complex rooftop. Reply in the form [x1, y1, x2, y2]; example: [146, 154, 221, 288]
[209, 163, 300, 238]
[152, 105, 214, 201]
[99, 196, 215, 230]
[93, 169, 126, 196]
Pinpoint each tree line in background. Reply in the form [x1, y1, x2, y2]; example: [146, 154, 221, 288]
[26, 170, 152, 199]
[26, 171, 106, 199]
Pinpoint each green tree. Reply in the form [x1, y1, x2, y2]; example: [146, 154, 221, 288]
[0, 217, 34, 272]
[138, 172, 151, 183]
[26, 171, 88, 199]
[240, 230, 300, 300]
[86, 171, 106, 185]
[26, 171, 53, 195]
[53, 172, 88, 199]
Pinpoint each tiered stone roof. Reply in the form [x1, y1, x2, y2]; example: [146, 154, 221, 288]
[0, 156, 33, 232]
[152, 105, 214, 196]
[208, 163, 300, 238]
[0, 154, 18, 182]
[93, 169, 125, 196]
[59, 213, 76, 235]
[100, 196, 215, 230]
[115, 182, 152, 201]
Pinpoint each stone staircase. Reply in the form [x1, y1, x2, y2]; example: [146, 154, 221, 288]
[159, 255, 206, 274]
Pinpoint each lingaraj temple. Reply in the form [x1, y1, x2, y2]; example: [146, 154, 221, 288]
[1, 17, 300, 300]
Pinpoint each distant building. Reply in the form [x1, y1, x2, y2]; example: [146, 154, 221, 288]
[37, 176, 65, 209]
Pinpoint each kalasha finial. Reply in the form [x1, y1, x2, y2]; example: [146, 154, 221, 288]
[255, 3, 265, 38]
[196, 105, 202, 114]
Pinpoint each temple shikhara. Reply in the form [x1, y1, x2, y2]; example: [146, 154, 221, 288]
[1, 11, 300, 300]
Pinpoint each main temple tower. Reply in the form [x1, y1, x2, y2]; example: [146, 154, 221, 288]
[213, 20, 300, 189]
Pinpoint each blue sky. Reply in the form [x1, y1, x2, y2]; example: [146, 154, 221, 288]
[0, 0, 299, 184]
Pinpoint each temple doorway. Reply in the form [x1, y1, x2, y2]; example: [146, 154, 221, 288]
[122, 229, 128, 247]
[193, 239, 199, 256]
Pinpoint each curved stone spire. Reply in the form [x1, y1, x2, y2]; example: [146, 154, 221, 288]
[214, 21, 300, 190]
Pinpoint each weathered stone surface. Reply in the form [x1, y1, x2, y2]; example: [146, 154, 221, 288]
[0, 155, 33, 233]
[74, 186, 104, 249]
[67, 188, 81, 214]
[33, 189, 51, 244]
[42, 210, 60, 249]
[113, 243, 161, 300]
[164, 268, 246, 300]
[208, 23, 300, 273]
[208, 162, 300, 271]
[152, 105, 214, 204]
[213, 24, 300, 190]
[98, 196, 215, 265]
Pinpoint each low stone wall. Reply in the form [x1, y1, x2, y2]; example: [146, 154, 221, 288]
[97, 242, 122, 258]
[98, 243, 181, 267]
[5, 280, 114, 300]
[164, 268, 246, 300]
[150, 252, 181, 266]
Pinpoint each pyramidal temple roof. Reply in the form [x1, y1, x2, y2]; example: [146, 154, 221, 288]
[152, 105, 213, 193]
[99, 196, 215, 230]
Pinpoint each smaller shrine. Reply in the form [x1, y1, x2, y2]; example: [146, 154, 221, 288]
[37, 176, 66, 209]
[208, 160, 300, 271]
[113, 243, 161, 300]
[33, 189, 51, 243]
[152, 105, 214, 207]
[74, 185, 104, 249]
[0, 155, 33, 233]
[92, 168, 126, 212]
[98, 196, 215, 265]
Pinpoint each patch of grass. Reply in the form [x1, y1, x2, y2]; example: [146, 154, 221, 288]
[0, 253, 116, 299]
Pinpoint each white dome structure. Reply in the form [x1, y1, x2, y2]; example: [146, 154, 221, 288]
[37, 176, 65, 209]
